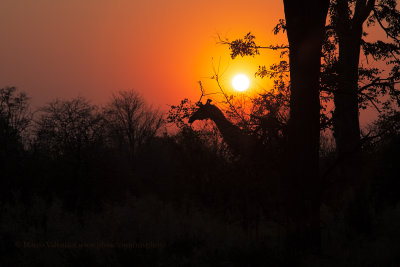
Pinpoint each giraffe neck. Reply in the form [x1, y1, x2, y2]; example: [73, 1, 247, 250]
[207, 108, 254, 154]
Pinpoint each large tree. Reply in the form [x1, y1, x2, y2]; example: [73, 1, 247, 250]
[282, 0, 330, 252]
[331, 0, 375, 159]
[317, 1, 400, 234]
[219, 0, 400, 232]
[322, 1, 400, 203]
[328, 0, 400, 159]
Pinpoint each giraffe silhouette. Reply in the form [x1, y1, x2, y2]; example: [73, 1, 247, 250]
[189, 99, 258, 157]
[189, 99, 267, 237]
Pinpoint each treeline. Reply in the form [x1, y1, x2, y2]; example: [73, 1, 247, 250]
[1, 84, 400, 265]
[1, 85, 286, 219]
[1, 86, 297, 266]
[1, 88, 162, 208]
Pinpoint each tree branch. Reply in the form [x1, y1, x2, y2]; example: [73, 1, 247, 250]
[359, 91, 381, 113]
[374, 9, 400, 42]
[217, 35, 288, 51]
[358, 77, 400, 93]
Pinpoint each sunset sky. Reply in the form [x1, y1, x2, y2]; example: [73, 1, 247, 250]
[0, 0, 389, 125]
[0, 0, 285, 110]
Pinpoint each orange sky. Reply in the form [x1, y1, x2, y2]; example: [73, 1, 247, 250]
[0, 0, 285, 111]
[0, 0, 391, 126]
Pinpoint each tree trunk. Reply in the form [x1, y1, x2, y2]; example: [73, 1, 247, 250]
[332, 0, 374, 236]
[333, 25, 362, 186]
[333, 0, 363, 163]
[283, 0, 329, 254]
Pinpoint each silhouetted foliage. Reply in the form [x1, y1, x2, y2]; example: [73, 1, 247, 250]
[167, 98, 197, 129]
[227, 32, 260, 58]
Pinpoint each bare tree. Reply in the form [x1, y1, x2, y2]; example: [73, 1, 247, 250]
[35, 97, 105, 160]
[0, 87, 32, 147]
[104, 90, 163, 165]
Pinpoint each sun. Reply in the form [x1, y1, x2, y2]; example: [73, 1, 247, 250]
[232, 74, 250, 92]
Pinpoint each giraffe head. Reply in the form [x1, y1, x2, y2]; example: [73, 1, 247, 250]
[188, 99, 216, 123]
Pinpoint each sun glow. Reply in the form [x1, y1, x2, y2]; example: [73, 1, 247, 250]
[232, 74, 250, 92]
